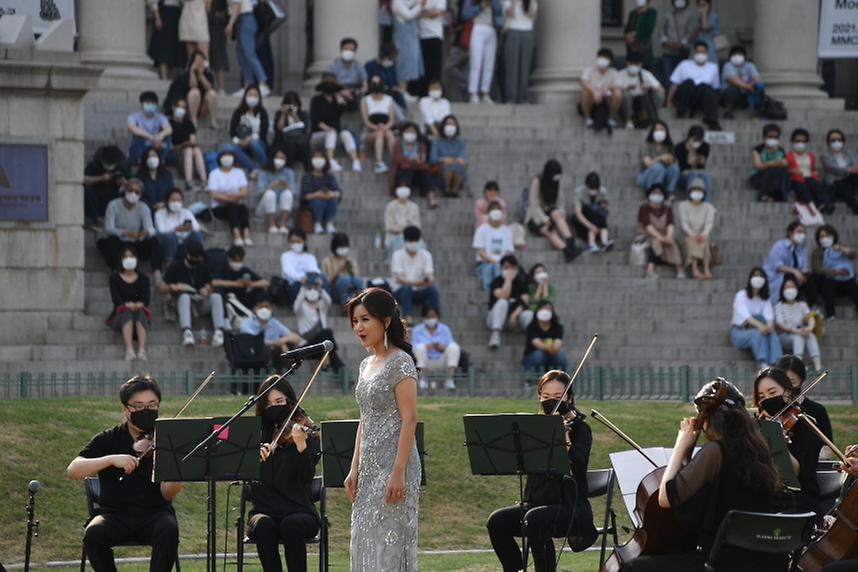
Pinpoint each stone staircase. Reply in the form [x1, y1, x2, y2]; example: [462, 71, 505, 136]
[3, 92, 858, 378]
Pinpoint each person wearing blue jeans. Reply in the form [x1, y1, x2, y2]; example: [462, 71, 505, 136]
[522, 301, 568, 372]
[391, 226, 440, 325]
[730, 267, 783, 369]
[637, 120, 681, 199]
[472, 201, 514, 290]
[219, 85, 269, 172]
[225, 3, 270, 96]
[127, 91, 172, 165]
[321, 232, 365, 305]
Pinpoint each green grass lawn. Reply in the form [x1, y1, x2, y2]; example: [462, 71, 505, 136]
[2, 394, 855, 571]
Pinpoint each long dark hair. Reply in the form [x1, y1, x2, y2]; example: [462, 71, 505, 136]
[745, 266, 769, 300]
[536, 370, 574, 408]
[751, 367, 793, 408]
[773, 355, 807, 385]
[136, 147, 169, 179]
[254, 375, 298, 419]
[539, 159, 562, 206]
[346, 287, 415, 363]
[263, 146, 288, 172]
[646, 120, 674, 148]
[235, 84, 264, 116]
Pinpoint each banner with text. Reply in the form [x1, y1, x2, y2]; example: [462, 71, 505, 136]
[819, 0, 858, 58]
[0, 0, 75, 35]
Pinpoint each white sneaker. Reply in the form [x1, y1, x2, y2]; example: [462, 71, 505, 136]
[233, 237, 244, 247]
[489, 330, 501, 348]
[268, 226, 279, 234]
[212, 329, 224, 347]
[480, 94, 494, 105]
[259, 84, 271, 97]
[418, 378, 429, 390]
[243, 237, 254, 246]
[625, 120, 635, 130]
[352, 159, 362, 171]
[325, 222, 337, 233]
[445, 378, 456, 390]
[602, 239, 615, 252]
[279, 226, 290, 234]
[313, 222, 324, 234]
[469, 93, 481, 104]
[588, 242, 600, 253]
[329, 158, 343, 172]
[374, 161, 388, 174]
[182, 330, 195, 347]
[585, 118, 595, 128]
[231, 88, 246, 97]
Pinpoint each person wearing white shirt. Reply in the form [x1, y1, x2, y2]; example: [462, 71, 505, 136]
[667, 41, 722, 130]
[391, 226, 440, 325]
[730, 267, 782, 369]
[418, 79, 452, 137]
[417, 0, 446, 96]
[579, 48, 623, 130]
[280, 228, 328, 302]
[292, 273, 346, 371]
[473, 201, 514, 290]
[502, 0, 537, 104]
[207, 149, 252, 247]
[618, 52, 665, 130]
[154, 188, 204, 266]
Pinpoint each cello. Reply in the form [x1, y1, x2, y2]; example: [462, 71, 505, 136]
[594, 378, 729, 571]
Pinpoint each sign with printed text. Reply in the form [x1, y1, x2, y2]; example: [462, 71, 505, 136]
[819, 0, 858, 58]
[0, 144, 49, 222]
[0, 0, 75, 35]
[704, 131, 735, 145]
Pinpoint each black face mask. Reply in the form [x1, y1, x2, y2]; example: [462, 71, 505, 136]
[263, 404, 291, 426]
[129, 408, 159, 432]
[369, 83, 385, 93]
[760, 395, 787, 417]
[541, 399, 571, 416]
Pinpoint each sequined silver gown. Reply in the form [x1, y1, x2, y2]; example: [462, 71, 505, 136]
[350, 349, 420, 571]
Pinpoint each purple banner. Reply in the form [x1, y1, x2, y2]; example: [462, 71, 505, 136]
[0, 144, 49, 222]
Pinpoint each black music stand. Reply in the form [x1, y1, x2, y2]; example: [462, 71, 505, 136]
[756, 419, 800, 488]
[463, 414, 567, 572]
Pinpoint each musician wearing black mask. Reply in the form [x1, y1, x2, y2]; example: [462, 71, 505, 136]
[67, 375, 182, 572]
[486, 370, 598, 572]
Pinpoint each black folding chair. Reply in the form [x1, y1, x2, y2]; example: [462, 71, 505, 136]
[817, 469, 847, 501]
[586, 468, 619, 570]
[80, 476, 181, 572]
[704, 510, 815, 572]
[235, 475, 327, 572]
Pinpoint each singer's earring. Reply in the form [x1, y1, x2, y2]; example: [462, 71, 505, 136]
[383, 329, 388, 350]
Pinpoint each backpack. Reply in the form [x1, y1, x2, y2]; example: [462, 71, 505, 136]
[225, 332, 270, 371]
[758, 96, 787, 120]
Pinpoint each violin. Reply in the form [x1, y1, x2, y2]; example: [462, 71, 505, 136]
[269, 401, 320, 450]
[133, 432, 155, 458]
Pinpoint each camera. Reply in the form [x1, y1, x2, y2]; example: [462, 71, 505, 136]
[183, 219, 192, 226]
[113, 169, 124, 178]
[286, 104, 296, 111]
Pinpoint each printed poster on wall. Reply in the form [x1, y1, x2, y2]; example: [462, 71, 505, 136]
[0, 144, 49, 222]
[0, 0, 76, 35]
[819, 0, 858, 58]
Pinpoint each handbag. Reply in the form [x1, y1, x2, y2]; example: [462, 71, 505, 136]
[793, 202, 825, 227]
[631, 91, 657, 129]
[226, 332, 270, 371]
[758, 96, 787, 120]
[709, 242, 722, 266]
[629, 235, 649, 267]
[296, 208, 314, 233]
[458, 19, 474, 50]
[268, 276, 291, 306]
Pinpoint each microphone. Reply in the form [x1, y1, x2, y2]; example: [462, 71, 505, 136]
[280, 340, 334, 361]
[28, 480, 40, 494]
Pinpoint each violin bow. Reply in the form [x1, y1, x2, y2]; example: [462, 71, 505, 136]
[551, 333, 598, 416]
[591, 408, 660, 468]
[796, 412, 852, 469]
[267, 351, 329, 453]
[771, 369, 828, 420]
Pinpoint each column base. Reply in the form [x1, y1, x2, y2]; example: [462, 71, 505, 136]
[302, 60, 330, 90]
[528, 67, 584, 105]
[81, 50, 157, 84]
[762, 71, 825, 100]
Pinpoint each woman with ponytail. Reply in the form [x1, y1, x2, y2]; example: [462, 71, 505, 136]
[344, 288, 420, 570]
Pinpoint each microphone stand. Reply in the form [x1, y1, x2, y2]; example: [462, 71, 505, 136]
[24, 486, 39, 572]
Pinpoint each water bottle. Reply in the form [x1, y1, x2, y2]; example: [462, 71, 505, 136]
[374, 227, 382, 250]
[199, 328, 208, 346]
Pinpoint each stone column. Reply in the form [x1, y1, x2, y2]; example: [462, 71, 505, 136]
[304, 0, 378, 87]
[529, 0, 601, 104]
[76, 0, 156, 79]
[754, 0, 824, 100]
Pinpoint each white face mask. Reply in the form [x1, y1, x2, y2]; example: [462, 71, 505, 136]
[595, 57, 610, 70]
[793, 141, 807, 153]
[648, 193, 665, 205]
[443, 124, 457, 138]
[256, 307, 272, 321]
[652, 130, 667, 142]
[245, 96, 260, 108]
[304, 288, 320, 302]
[635, 0, 647, 7]
[273, 158, 286, 170]
[229, 261, 244, 272]
[168, 201, 183, 213]
[765, 138, 780, 149]
[125, 191, 140, 204]
[792, 232, 806, 245]
[690, 190, 705, 202]
[404, 242, 419, 253]
[336, 247, 350, 256]
[429, 89, 443, 100]
[536, 309, 553, 322]
[552, 174, 562, 182]
[381, 59, 394, 68]
[626, 64, 641, 75]
[146, 156, 160, 169]
[750, 276, 766, 290]
[122, 257, 138, 270]
[674, 0, 687, 8]
[830, 141, 844, 152]
[690, 140, 702, 149]
[403, 132, 418, 143]
[730, 55, 745, 67]
[220, 155, 234, 168]
[782, 288, 799, 302]
[534, 271, 548, 284]
[173, 107, 187, 120]
[395, 187, 411, 199]
[693, 52, 708, 64]
[290, 242, 304, 253]
[488, 209, 503, 222]
[423, 317, 438, 328]
[341, 49, 356, 62]
[311, 157, 327, 170]
[819, 237, 834, 249]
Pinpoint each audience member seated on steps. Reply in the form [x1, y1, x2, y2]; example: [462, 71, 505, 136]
[675, 124, 712, 202]
[819, 129, 858, 215]
[570, 171, 613, 253]
[660, 0, 697, 87]
[391, 226, 440, 327]
[207, 149, 252, 246]
[321, 232, 365, 306]
[137, 148, 175, 213]
[636, 120, 680, 200]
[811, 224, 858, 320]
[666, 41, 722, 131]
[212, 245, 270, 310]
[97, 179, 163, 281]
[578, 47, 622, 131]
[525, 159, 581, 262]
[523, 300, 568, 372]
[280, 228, 327, 302]
[412, 304, 460, 390]
[473, 201, 514, 290]
[127, 91, 173, 164]
[84, 145, 131, 228]
[326, 37, 368, 111]
[474, 181, 508, 229]
[638, 184, 684, 279]
[720, 45, 764, 119]
[166, 50, 219, 128]
[154, 188, 204, 268]
[159, 241, 226, 347]
[107, 246, 151, 361]
[486, 254, 533, 349]
[301, 151, 342, 234]
[617, 51, 665, 130]
[774, 277, 822, 372]
[365, 43, 409, 114]
[786, 128, 836, 213]
[730, 267, 782, 369]
[429, 115, 467, 200]
[218, 85, 269, 177]
[360, 75, 397, 175]
[751, 123, 790, 202]
[272, 91, 311, 170]
[418, 79, 451, 137]
[677, 179, 715, 279]
[240, 294, 303, 371]
[309, 75, 360, 172]
[256, 148, 295, 234]
[292, 273, 346, 372]
[167, 98, 207, 191]
[391, 122, 436, 204]
[526, 263, 556, 315]
[385, 183, 423, 263]
[763, 221, 816, 306]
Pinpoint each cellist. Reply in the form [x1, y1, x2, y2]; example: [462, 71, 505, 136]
[812, 444, 858, 572]
[625, 380, 786, 572]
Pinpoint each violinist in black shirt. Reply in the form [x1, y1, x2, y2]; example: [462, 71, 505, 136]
[773, 354, 834, 460]
[247, 376, 321, 572]
[486, 370, 598, 572]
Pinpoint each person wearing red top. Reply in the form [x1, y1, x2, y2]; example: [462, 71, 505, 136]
[785, 128, 836, 213]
